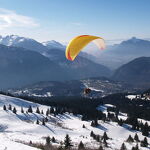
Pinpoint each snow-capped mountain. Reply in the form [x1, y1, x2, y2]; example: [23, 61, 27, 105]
[0, 35, 68, 61]
[0, 94, 149, 149]
[0, 43, 111, 89]
[0, 35, 98, 64]
[0, 35, 111, 82]
[93, 37, 150, 69]
[121, 37, 150, 46]
[43, 39, 98, 65]
[0, 35, 48, 53]
[1, 36, 150, 71]
[0, 35, 65, 55]
[42, 40, 65, 50]
[0, 35, 33, 46]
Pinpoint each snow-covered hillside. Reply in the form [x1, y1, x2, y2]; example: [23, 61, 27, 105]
[0, 35, 33, 46]
[42, 40, 65, 50]
[0, 94, 149, 149]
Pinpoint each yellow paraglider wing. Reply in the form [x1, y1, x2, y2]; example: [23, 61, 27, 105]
[66, 35, 105, 61]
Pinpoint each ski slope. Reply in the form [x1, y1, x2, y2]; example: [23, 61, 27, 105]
[0, 94, 149, 149]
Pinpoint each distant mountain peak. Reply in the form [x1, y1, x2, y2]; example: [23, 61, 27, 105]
[112, 56, 150, 87]
[121, 37, 148, 45]
[0, 35, 35, 46]
[42, 40, 65, 49]
[128, 37, 141, 43]
[6, 34, 18, 39]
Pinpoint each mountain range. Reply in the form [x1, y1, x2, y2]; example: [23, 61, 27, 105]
[112, 57, 150, 88]
[0, 35, 150, 89]
[94, 37, 150, 69]
[0, 44, 67, 89]
[0, 35, 110, 89]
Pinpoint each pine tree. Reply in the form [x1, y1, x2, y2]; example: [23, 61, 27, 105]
[96, 135, 100, 142]
[120, 143, 127, 150]
[28, 105, 33, 113]
[46, 109, 49, 116]
[51, 137, 56, 143]
[13, 107, 17, 114]
[98, 145, 104, 150]
[36, 120, 39, 124]
[91, 121, 94, 126]
[141, 137, 148, 147]
[45, 117, 48, 122]
[126, 135, 134, 143]
[46, 136, 51, 145]
[78, 141, 85, 150]
[90, 131, 94, 137]
[64, 134, 72, 149]
[3, 105, 6, 110]
[134, 133, 140, 142]
[54, 112, 56, 117]
[8, 104, 12, 110]
[115, 107, 119, 119]
[54, 107, 58, 115]
[58, 141, 63, 150]
[118, 119, 123, 126]
[134, 144, 139, 150]
[21, 107, 24, 113]
[82, 124, 85, 128]
[136, 123, 140, 131]
[142, 122, 149, 137]
[131, 147, 136, 150]
[91, 120, 98, 127]
[36, 107, 40, 114]
[29, 140, 32, 145]
[42, 118, 45, 126]
[132, 118, 138, 130]
[102, 132, 109, 141]
[92, 133, 96, 140]
[102, 114, 106, 122]
[103, 138, 108, 147]
[50, 107, 54, 114]
[94, 119, 98, 126]
[41, 110, 44, 114]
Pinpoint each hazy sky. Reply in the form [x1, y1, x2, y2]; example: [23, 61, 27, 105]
[0, 0, 150, 43]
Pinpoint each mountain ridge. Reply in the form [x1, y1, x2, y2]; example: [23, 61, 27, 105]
[93, 37, 150, 69]
[112, 56, 150, 88]
[0, 43, 110, 89]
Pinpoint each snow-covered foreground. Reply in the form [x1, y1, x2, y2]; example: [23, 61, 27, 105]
[0, 94, 149, 149]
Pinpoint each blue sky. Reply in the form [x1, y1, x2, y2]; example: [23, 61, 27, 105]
[0, 0, 150, 43]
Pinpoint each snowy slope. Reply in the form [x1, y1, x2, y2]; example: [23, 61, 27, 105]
[42, 40, 65, 50]
[0, 35, 33, 46]
[0, 94, 149, 149]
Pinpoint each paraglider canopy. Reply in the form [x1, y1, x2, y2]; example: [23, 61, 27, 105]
[66, 35, 105, 61]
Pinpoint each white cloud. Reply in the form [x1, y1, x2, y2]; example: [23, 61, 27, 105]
[0, 8, 39, 30]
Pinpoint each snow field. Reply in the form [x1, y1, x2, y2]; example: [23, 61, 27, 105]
[0, 94, 149, 149]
